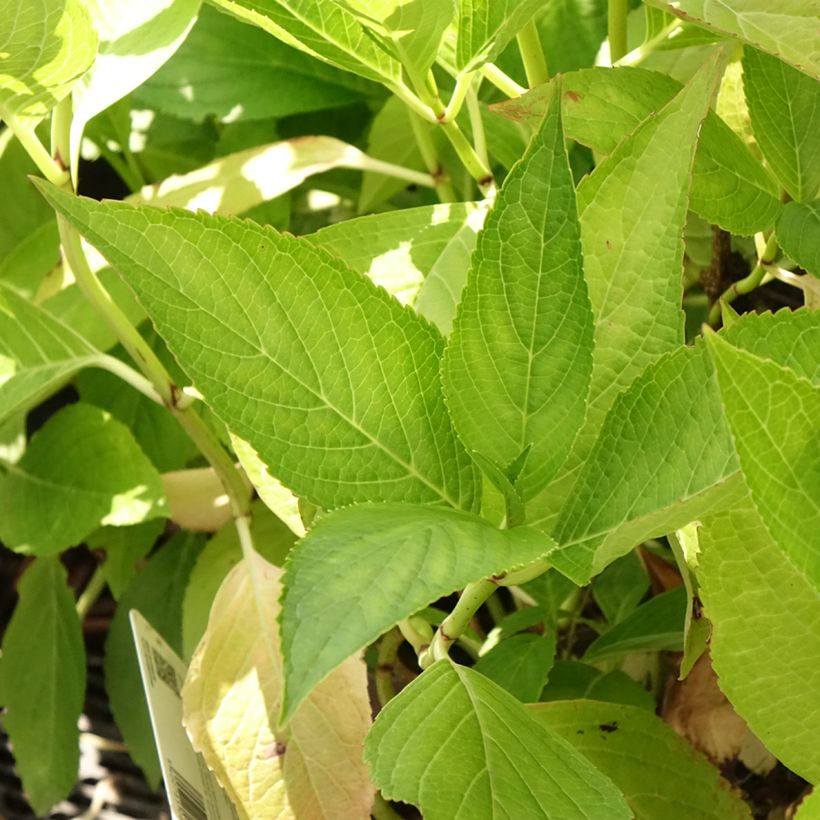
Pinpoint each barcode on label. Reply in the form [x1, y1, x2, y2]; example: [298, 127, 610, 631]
[151, 644, 180, 696]
[169, 765, 207, 820]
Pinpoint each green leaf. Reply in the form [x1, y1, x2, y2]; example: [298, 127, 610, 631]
[345, 0, 453, 80]
[134, 6, 380, 123]
[777, 200, 820, 277]
[208, 0, 403, 86]
[698, 497, 820, 783]
[309, 201, 481, 307]
[0, 0, 98, 122]
[87, 519, 165, 599]
[365, 661, 631, 819]
[583, 587, 686, 663]
[531, 0, 607, 73]
[546, 307, 820, 583]
[35, 183, 478, 512]
[474, 633, 556, 701]
[443, 82, 593, 500]
[104, 531, 203, 785]
[705, 331, 820, 587]
[69, 0, 201, 179]
[743, 48, 820, 202]
[0, 286, 100, 424]
[182, 552, 374, 818]
[593, 550, 650, 625]
[358, 96, 428, 214]
[455, 0, 544, 71]
[540, 661, 656, 711]
[0, 557, 85, 815]
[529, 700, 752, 819]
[0, 403, 167, 555]
[280, 503, 555, 721]
[0, 131, 59, 296]
[529, 54, 724, 545]
[495, 66, 781, 235]
[133, 135, 384, 216]
[182, 499, 296, 659]
[413, 204, 487, 334]
[645, 0, 820, 80]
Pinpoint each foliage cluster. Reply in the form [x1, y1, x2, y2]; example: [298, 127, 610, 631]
[0, 0, 819, 817]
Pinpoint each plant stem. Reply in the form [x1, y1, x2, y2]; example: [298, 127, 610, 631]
[465, 86, 489, 169]
[408, 111, 456, 202]
[397, 617, 433, 656]
[517, 20, 550, 87]
[708, 232, 779, 326]
[444, 72, 475, 121]
[57, 217, 177, 401]
[485, 591, 506, 625]
[76, 566, 107, 620]
[375, 628, 404, 708]
[481, 63, 527, 98]
[608, 0, 629, 63]
[57, 217, 252, 519]
[421, 578, 497, 667]
[440, 119, 495, 197]
[6, 116, 70, 186]
[387, 80, 437, 122]
[616, 20, 681, 66]
[97, 355, 164, 405]
[356, 154, 437, 189]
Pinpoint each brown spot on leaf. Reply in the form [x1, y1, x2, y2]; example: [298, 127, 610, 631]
[261, 741, 287, 759]
[598, 722, 618, 734]
[565, 90, 582, 103]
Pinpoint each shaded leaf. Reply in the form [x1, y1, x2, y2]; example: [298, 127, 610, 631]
[583, 587, 686, 663]
[541, 661, 656, 711]
[474, 633, 556, 702]
[0, 557, 85, 815]
[778, 200, 820, 277]
[0, 403, 167, 555]
[134, 5, 380, 123]
[104, 531, 203, 785]
[529, 699, 751, 819]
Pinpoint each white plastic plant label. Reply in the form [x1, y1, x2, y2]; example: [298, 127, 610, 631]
[130, 610, 238, 820]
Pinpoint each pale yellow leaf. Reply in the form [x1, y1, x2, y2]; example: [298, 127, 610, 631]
[182, 553, 373, 819]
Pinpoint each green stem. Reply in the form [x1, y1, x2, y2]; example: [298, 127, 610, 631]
[517, 19, 550, 87]
[375, 628, 403, 708]
[6, 116, 69, 186]
[355, 154, 437, 189]
[608, 0, 629, 63]
[97, 355, 164, 405]
[481, 63, 527, 98]
[408, 111, 456, 202]
[444, 72, 475, 121]
[561, 587, 590, 660]
[58, 217, 178, 402]
[708, 232, 779, 326]
[397, 617, 433, 656]
[440, 119, 495, 197]
[76, 566, 107, 620]
[58, 217, 252, 519]
[465, 86, 489, 169]
[96, 142, 143, 192]
[387, 80, 438, 122]
[420, 579, 497, 667]
[617, 20, 681, 66]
